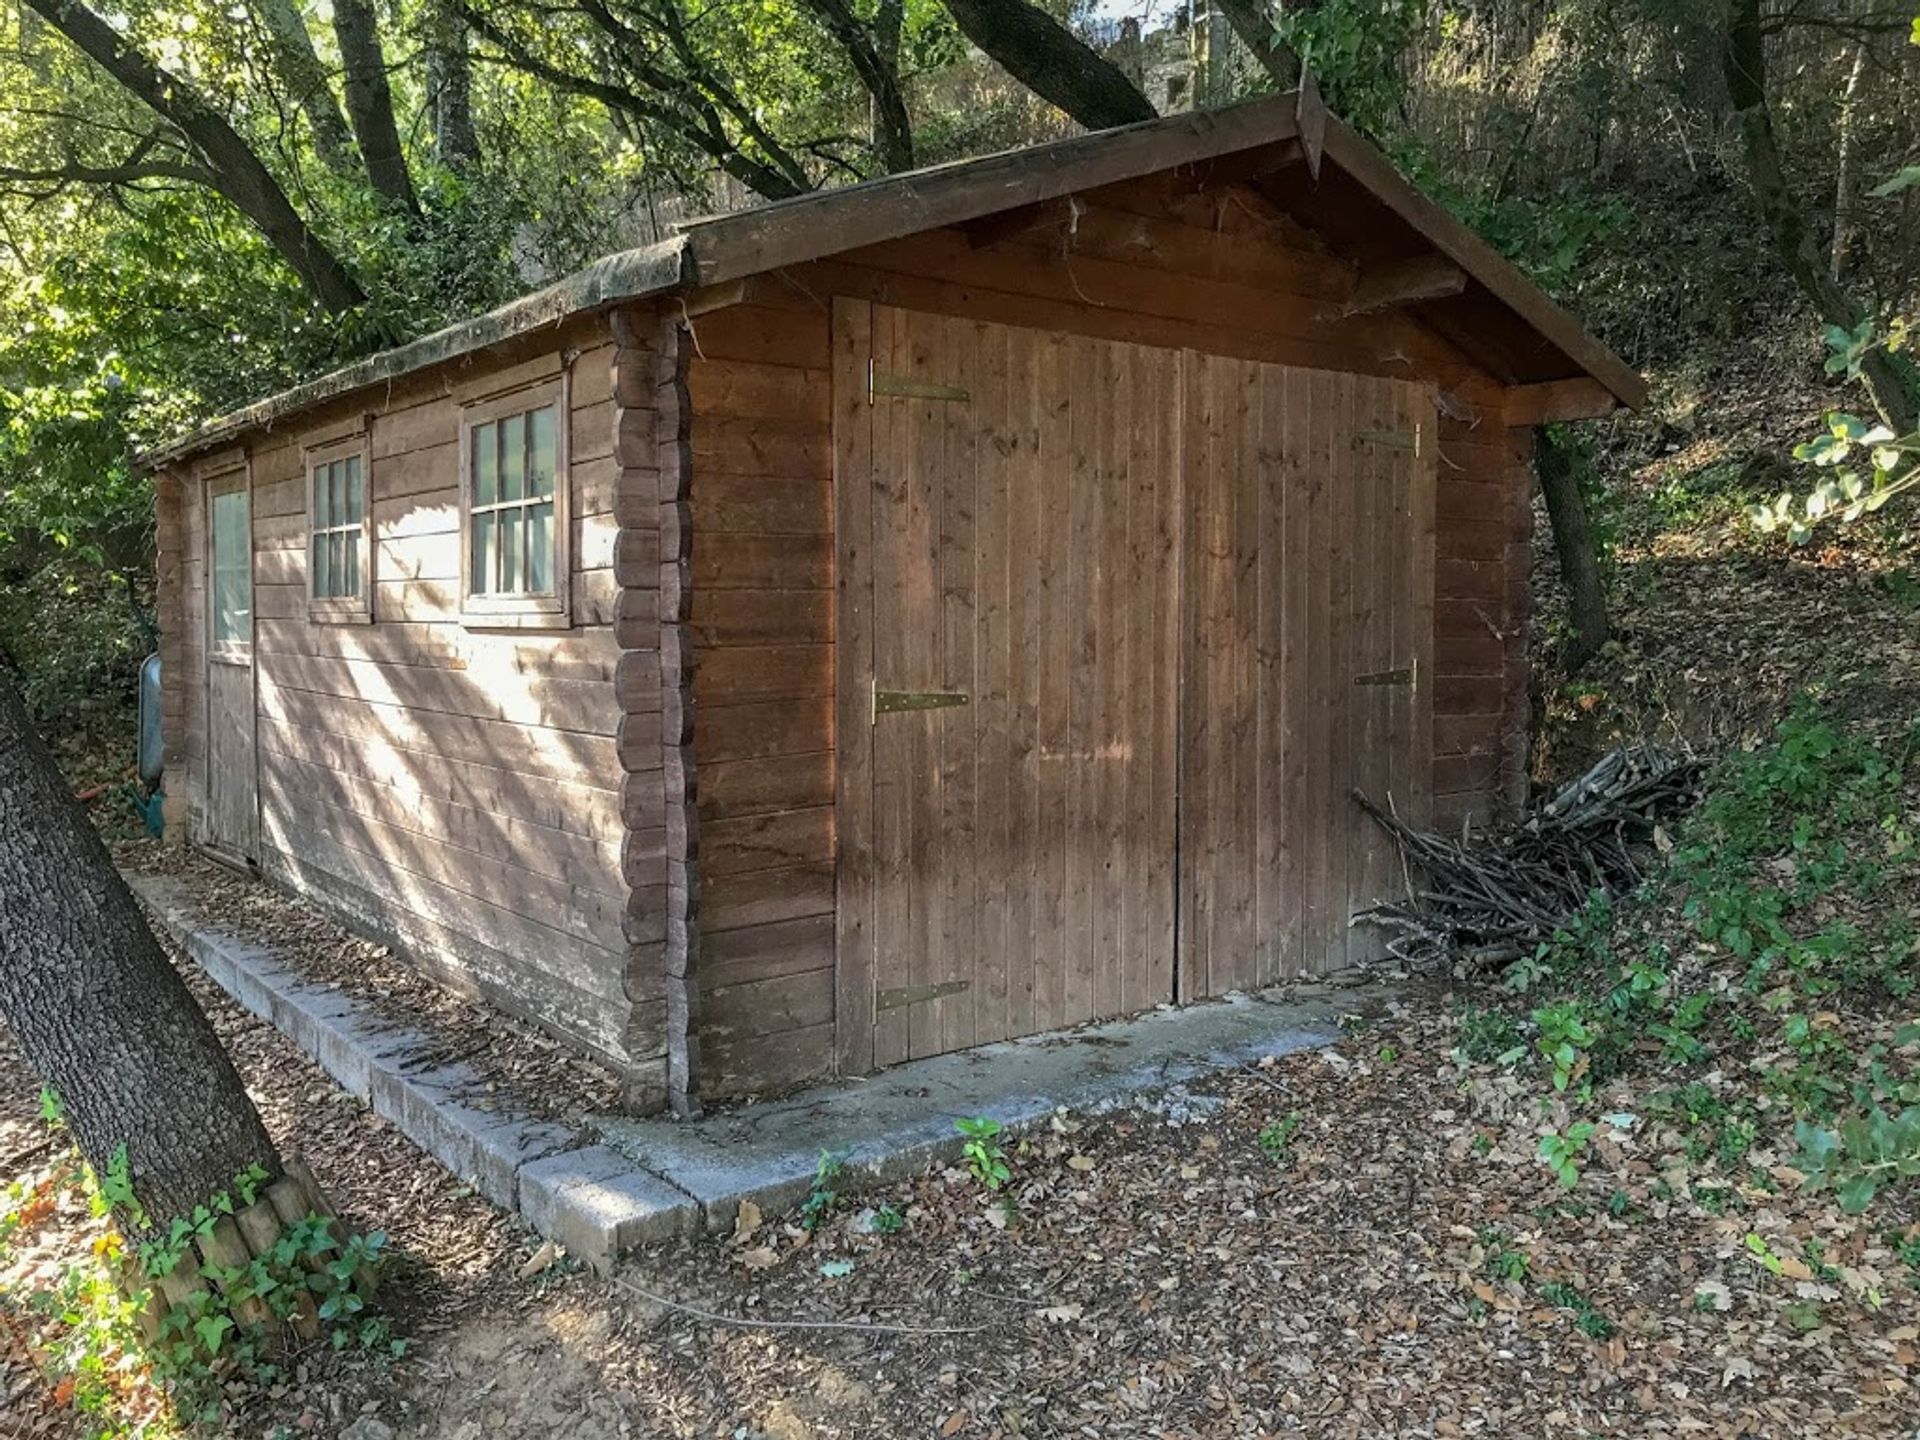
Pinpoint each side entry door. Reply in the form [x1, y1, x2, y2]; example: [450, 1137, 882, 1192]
[203, 474, 259, 863]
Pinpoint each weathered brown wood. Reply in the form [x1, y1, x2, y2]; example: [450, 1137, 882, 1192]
[855, 308, 1181, 1065]
[1341, 255, 1467, 316]
[679, 97, 1304, 289]
[1503, 376, 1620, 425]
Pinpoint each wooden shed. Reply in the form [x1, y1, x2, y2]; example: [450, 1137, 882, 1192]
[145, 93, 1642, 1114]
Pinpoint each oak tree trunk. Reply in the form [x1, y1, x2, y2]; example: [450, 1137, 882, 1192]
[0, 668, 282, 1226]
[254, 0, 359, 178]
[426, 0, 479, 169]
[943, 0, 1158, 130]
[1536, 427, 1610, 673]
[333, 0, 421, 216]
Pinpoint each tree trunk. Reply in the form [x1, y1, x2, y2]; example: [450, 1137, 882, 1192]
[1721, 0, 1916, 433]
[253, 0, 359, 178]
[425, 0, 479, 170]
[943, 0, 1158, 129]
[1213, 0, 1300, 89]
[1535, 428, 1610, 673]
[24, 0, 366, 314]
[0, 668, 282, 1226]
[802, 0, 915, 173]
[333, 0, 420, 215]
[1829, 41, 1866, 282]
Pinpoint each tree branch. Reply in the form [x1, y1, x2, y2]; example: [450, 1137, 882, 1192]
[16, 0, 365, 312]
[942, 0, 1157, 130]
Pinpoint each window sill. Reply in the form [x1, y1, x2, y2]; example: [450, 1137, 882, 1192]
[459, 602, 573, 632]
[308, 604, 373, 626]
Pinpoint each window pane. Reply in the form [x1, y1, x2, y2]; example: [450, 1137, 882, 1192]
[527, 501, 553, 593]
[500, 412, 526, 502]
[473, 421, 497, 505]
[312, 532, 330, 597]
[345, 455, 363, 521]
[342, 532, 360, 598]
[500, 502, 523, 593]
[471, 511, 495, 594]
[213, 490, 245, 561]
[528, 406, 556, 499]
[214, 571, 249, 642]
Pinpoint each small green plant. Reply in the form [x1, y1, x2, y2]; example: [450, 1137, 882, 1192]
[1478, 1227, 1529, 1282]
[1452, 1005, 1526, 1066]
[1532, 1002, 1598, 1093]
[1538, 1121, 1596, 1189]
[1793, 1107, 1920, 1213]
[1257, 1111, 1304, 1164]
[799, 1150, 844, 1231]
[1538, 1279, 1615, 1339]
[954, 1117, 1010, 1192]
[869, 1204, 904, 1236]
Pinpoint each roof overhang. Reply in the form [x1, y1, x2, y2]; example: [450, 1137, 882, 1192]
[141, 93, 1641, 471]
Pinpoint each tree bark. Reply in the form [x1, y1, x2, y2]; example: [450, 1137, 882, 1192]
[1213, 0, 1301, 89]
[942, 0, 1158, 129]
[1535, 428, 1610, 672]
[253, 0, 359, 178]
[24, 0, 366, 314]
[0, 667, 282, 1226]
[802, 0, 915, 172]
[1721, 0, 1915, 433]
[1829, 41, 1866, 282]
[425, 0, 479, 170]
[333, 0, 420, 215]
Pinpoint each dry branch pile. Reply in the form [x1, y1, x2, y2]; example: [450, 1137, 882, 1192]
[1354, 743, 1706, 971]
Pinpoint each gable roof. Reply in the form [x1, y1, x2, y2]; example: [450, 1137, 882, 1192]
[141, 92, 1642, 469]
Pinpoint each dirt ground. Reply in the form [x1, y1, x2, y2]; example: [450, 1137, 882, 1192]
[7, 850, 1920, 1439]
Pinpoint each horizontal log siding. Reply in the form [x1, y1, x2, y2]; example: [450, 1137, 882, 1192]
[220, 316, 661, 1079]
[684, 302, 838, 1100]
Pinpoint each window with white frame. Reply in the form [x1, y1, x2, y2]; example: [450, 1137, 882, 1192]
[460, 379, 569, 625]
[307, 439, 371, 620]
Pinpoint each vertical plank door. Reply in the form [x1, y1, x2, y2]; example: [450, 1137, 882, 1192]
[204, 475, 260, 863]
[1179, 360, 1437, 990]
[838, 304, 1183, 1064]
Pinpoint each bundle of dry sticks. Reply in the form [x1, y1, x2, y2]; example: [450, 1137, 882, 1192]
[1353, 743, 1706, 972]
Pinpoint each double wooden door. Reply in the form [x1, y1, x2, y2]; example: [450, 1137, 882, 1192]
[833, 302, 1434, 1071]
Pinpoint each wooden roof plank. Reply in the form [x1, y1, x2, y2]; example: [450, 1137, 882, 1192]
[1316, 116, 1646, 410]
[679, 98, 1304, 288]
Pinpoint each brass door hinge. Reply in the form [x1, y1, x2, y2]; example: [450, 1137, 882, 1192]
[1354, 662, 1417, 688]
[873, 680, 970, 720]
[868, 357, 970, 405]
[877, 979, 970, 1010]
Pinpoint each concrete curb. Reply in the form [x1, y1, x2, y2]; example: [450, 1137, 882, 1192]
[128, 873, 697, 1270]
[130, 869, 1362, 1269]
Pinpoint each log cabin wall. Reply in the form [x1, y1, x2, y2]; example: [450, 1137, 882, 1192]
[671, 170, 1538, 1100]
[156, 314, 668, 1097]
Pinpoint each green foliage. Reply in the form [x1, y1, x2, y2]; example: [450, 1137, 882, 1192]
[954, 1116, 1011, 1192]
[869, 1204, 905, 1236]
[1794, 1109, 1920, 1214]
[1538, 1121, 1596, 1189]
[799, 1151, 844, 1232]
[1538, 1279, 1615, 1338]
[1257, 1111, 1304, 1164]
[1753, 410, 1920, 542]
[1273, 0, 1429, 138]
